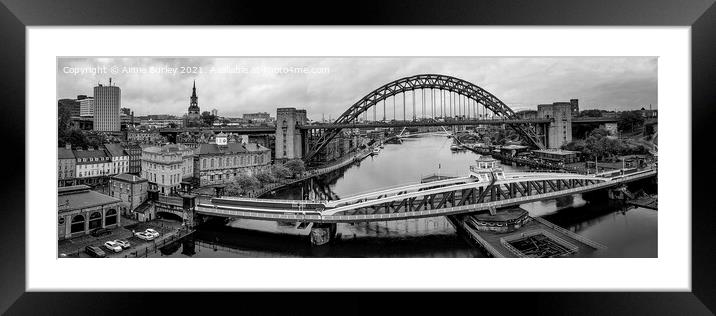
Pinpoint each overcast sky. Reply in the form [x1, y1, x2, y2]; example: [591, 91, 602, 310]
[57, 57, 657, 120]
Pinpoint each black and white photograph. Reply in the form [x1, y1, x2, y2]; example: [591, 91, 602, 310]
[56, 57, 659, 258]
[4, 0, 714, 312]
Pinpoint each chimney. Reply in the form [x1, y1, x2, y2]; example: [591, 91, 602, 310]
[65, 143, 71, 150]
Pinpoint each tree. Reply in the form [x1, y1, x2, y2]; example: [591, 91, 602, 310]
[618, 110, 645, 132]
[564, 127, 650, 161]
[284, 159, 306, 176]
[224, 182, 243, 196]
[201, 111, 217, 126]
[270, 164, 292, 179]
[58, 103, 73, 132]
[225, 173, 261, 196]
[589, 128, 610, 139]
[255, 170, 276, 184]
[61, 128, 90, 148]
[578, 109, 604, 118]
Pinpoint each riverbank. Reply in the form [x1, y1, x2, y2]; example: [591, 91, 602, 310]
[250, 146, 376, 197]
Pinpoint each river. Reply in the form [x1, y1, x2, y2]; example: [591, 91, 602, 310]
[150, 134, 657, 258]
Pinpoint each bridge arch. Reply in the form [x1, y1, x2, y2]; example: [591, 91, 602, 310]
[156, 210, 184, 222]
[304, 74, 546, 160]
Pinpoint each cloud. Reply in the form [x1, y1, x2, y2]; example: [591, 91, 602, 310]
[57, 57, 657, 120]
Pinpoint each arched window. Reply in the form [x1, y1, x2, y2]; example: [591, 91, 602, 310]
[202, 159, 206, 168]
[233, 157, 237, 165]
[211, 159, 214, 168]
[70, 215, 85, 233]
[105, 209, 118, 226]
[89, 212, 102, 230]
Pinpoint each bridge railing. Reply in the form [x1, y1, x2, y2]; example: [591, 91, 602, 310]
[199, 169, 656, 222]
[532, 217, 607, 250]
[523, 169, 572, 174]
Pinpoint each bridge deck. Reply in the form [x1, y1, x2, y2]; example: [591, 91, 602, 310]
[196, 169, 656, 223]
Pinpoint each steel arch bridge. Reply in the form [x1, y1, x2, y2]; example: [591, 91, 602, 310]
[304, 74, 546, 161]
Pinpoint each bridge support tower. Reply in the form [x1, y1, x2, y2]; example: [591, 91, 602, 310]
[275, 107, 308, 162]
[538, 102, 573, 148]
[180, 193, 198, 229]
[310, 223, 337, 246]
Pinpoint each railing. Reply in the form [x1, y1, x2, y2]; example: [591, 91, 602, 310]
[500, 229, 579, 257]
[198, 169, 656, 222]
[533, 217, 607, 250]
[523, 169, 571, 174]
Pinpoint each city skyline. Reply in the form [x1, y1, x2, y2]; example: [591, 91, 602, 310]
[57, 57, 658, 120]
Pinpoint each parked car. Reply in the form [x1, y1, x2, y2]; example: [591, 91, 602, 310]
[85, 245, 106, 258]
[91, 227, 112, 237]
[103, 241, 123, 253]
[114, 239, 131, 249]
[134, 232, 155, 241]
[144, 229, 160, 238]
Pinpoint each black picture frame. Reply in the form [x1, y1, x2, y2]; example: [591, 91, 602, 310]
[1, 0, 714, 314]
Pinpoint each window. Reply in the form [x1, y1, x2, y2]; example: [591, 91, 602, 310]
[104, 209, 117, 226]
[88, 212, 102, 230]
[70, 215, 85, 233]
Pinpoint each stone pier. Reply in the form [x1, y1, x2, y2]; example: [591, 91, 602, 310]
[310, 223, 337, 246]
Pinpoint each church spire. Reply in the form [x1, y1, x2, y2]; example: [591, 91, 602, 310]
[188, 80, 200, 117]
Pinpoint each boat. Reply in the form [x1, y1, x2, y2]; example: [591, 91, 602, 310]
[372, 147, 381, 155]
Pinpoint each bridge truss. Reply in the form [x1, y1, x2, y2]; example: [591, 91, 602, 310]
[326, 177, 604, 217]
[195, 170, 656, 223]
[304, 74, 546, 161]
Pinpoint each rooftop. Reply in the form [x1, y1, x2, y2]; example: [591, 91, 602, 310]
[111, 173, 148, 183]
[58, 147, 75, 159]
[197, 142, 269, 155]
[143, 144, 193, 154]
[58, 185, 122, 212]
[73, 148, 108, 159]
[103, 143, 127, 157]
[532, 149, 580, 156]
[475, 154, 497, 162]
